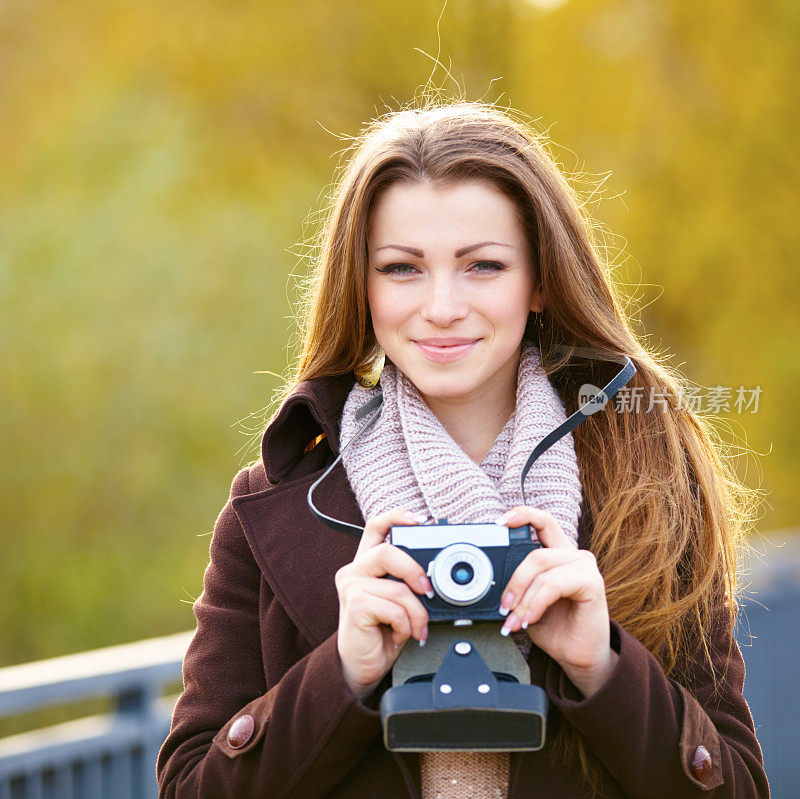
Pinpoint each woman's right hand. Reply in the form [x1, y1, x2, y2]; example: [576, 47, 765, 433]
[334, 508, 434, 701]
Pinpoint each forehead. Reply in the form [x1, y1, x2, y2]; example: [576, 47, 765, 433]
[367, 180, 525, 248]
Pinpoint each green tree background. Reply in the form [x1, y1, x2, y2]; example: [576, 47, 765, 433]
[1, 0, 797, 669]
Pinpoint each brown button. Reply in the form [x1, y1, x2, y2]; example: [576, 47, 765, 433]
[692, 744, 713, 784]
[227, 714, 255, 749]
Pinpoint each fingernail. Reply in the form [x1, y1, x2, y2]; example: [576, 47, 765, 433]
[521, 611, 531, 630]
[500, 623, 511, 637]
[411, 512, 427, 524]
[419, 626, 428, 646]
[499, 592, 514, 616]
[495, 512, 509, 526]
[419, 575, 435, 598]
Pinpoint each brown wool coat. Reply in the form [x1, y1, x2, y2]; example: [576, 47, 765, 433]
[156, 374, 769, 798]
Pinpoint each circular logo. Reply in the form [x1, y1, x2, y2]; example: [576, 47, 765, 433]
[578, 383, 609, 415]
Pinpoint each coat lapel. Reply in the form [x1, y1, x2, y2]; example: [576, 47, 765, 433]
[231, 461, 364, 648]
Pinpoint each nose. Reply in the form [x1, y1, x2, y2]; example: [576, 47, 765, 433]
[419, 274, 468, 327]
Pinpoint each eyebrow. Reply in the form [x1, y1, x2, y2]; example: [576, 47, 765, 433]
[374, 241, 512, 258]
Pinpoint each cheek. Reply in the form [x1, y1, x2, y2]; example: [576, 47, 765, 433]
[368, 287, 412, 334]
[484, 293, 533, 332]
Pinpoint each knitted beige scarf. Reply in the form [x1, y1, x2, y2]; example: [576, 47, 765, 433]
[339, 345, 583, 798]
[340, 344, 582, 540]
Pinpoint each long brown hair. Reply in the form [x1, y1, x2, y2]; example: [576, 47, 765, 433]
[275, 98, 761, 791]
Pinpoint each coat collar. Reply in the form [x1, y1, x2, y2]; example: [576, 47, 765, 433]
[260, 373, 356, 484]
[232, 459, 363, 648]
[233, 373, 364, 649]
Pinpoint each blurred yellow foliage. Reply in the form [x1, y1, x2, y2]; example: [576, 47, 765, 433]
[0, 0, 796, 664]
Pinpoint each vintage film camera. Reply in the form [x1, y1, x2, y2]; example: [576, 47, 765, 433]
[308, 347, 636, 752]
[381, 520, 548, 752]
[390, 520, 541, 621]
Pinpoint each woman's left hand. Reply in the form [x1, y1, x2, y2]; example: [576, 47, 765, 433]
[496, 505, 619, 699]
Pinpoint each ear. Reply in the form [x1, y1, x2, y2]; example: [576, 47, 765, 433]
[530, 287, 543, 314]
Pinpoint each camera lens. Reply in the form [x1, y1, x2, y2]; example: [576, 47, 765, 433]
[451, 562, 474, 585]
[429, 543, 494, 606]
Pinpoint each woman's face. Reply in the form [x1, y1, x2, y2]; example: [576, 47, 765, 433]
[366, 179, 541, 409]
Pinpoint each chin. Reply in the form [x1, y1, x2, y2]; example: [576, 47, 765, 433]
[406, 375, 479, 401]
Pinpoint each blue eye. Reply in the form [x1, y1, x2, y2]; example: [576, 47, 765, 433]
[472, 261, 504, 272]
[376, 263, 418, 275]
[375, 261, 504, 275]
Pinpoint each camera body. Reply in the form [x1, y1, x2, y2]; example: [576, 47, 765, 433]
[390, 520, 541, 622]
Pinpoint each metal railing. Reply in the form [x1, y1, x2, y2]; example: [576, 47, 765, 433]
[0, 632, 191, 799]
[733, 531, 800, 799]
[0, 535, 797, 798]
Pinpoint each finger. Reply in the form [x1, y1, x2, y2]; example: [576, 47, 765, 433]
[497, 506, 576, 551]
[355, 541, 435, 598]
[359, 580, 430, 643]
[347, 591, 415, 645]
[343, 581, 431, 647]
[358, 507, 426, 555]
[499, 547, 582, 615]
[508, 556, 605, 631]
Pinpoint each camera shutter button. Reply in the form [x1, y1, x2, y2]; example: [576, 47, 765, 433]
[455, 641, 472, 655]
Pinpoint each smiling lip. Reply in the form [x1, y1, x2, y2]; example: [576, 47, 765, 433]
[413, 338, 479, 362]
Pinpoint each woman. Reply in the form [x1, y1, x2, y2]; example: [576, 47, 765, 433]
[156, 101, 769, 798]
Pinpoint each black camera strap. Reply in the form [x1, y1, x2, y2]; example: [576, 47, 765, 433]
[308, 348, 636, 538]
[519, 347, 635, 506]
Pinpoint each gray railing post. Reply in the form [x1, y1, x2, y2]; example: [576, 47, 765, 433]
[0, 631, 192, 799]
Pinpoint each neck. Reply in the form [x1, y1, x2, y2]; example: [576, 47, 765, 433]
[421, 364, 519, 465]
